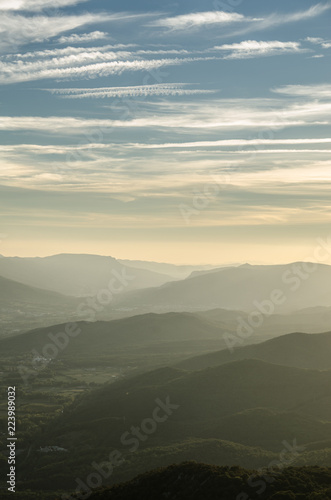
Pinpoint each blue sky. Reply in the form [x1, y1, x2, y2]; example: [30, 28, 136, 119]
[0, 0, 330, 264]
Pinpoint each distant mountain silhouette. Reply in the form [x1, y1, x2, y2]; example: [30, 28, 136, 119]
[0, 312, 228, 361]
[178, 330, 331, 371]
[0, 274, 72, 306]
[113, 262, 331, 312]
[0, 254, 173, 296]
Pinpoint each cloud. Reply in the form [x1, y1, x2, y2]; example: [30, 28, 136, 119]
[0, 37, 305, 85]
[305, 36, 331, 49]
[213, 40, 305, 59]
[130, 138, 331, 149]
[46, 83, 215, 99]
[1, 97, 330, 133]
[273, 84, 331, 99]
[148, 11, 259, 30]
[14, 43, 135, 59]
[0, 0, 87, 11]
[58, 31, 109, 44]
[0, 12, 111, 52]
[0, 53, 216, 84]
[0, 12, 156, 53]
[1, 143, 330, 158]
[232, 3, 331, 36]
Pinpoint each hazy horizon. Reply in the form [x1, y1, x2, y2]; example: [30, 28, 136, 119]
[1, 248, 331, 267]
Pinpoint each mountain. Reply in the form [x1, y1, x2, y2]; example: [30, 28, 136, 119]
[201, 408, 331, 452]
[45, 360, 331, 451]
[14, 360, 331, 493]
[196, 306, 331, 335]
[0, 275, 79, 337]
[81, 462, 331, 500]
[0, 312, 231, 366]
[177, 331, 331, 371]
[112, 262, 331, 313]
[0, 275, 71, 306]
[118, 259, 217, 279]
[0, 254, 173, 296]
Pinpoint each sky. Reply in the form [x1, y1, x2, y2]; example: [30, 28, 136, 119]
[0, 0, 330, 264]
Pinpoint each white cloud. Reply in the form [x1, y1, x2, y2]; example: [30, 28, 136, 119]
[270, 3, 331, 24]
[0, 12, 155, 53]
[14, 44, 135, 59]
[231, 3, 331, 36]
[1, 98, 330, 133]
[305, 36, 331, 49]
[1, 143, 330, 157]
[0, 0, 87, 11]
[0, 13, 112, 52]
[148, 11, 255, 30]
[0, 38, 305, 85]
[46, 83, 215, 99]
[273, 84, 331, 99]
[213, 40, 305, 59]
[131, 138, 331, 149]
[0, 54, 216, 84]
[58, 31, 109, 44]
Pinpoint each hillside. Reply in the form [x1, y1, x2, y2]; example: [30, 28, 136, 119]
[177, 331, 331, 371]
[71, 462, 331, 500]
[43, 360, 331, 451]
[0, 254, 173, 296]
[7, 359, 331, 493]
[0, 275, 72, 305]
[0, 275, 79, 337]
[112, 262, 331, 313]
[0, 312, 230, 366]
[196, 306, 331, 335]
[118, 259, 217, 279]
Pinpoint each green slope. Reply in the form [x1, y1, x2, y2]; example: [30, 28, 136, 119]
[177, 330, 331, 371]
[0, 312, 229, 366]
[77, 462, 331, 500]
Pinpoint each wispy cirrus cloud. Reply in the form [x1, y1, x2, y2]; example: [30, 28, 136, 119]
[46, 83, 215, 99]
[14, 43, 135, 59]
[58, 31, 109, 44]
[130, 138, 331, 149]
[1, 97, 330, 133]
[231, 3, 331, 36]
[149, 4, 331, 35]
[0, 11, 156, 53]
[0, 38, 308, 85]
[305, 36, 331, 49]
[0, 12, 111, 52]
[148, 11, 258, 30]
[213, 40, 305, 59]
[0, 53, 216, 83]
[273, 84, 331, 99]
[0, 0, 88, 11]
